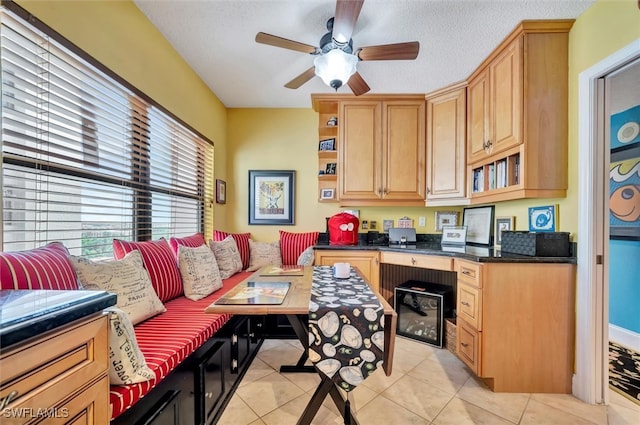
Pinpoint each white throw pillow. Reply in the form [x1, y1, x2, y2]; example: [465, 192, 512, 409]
[70, 250, 166, 325]
[247, 239, 282, 271]
[178, 244, 223, 300]
[297, 245, 315, 266]
[106, 307, 155, 385]
[209, 236, 243, 279]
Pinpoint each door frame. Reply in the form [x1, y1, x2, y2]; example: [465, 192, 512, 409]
[575, 38, 640, 404]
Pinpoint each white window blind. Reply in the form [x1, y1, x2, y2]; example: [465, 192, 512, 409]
[1, 8, 214, 257]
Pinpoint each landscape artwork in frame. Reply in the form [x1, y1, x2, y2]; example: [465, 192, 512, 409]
[249, 170, 295, 225]
[528, 205, 558, 232]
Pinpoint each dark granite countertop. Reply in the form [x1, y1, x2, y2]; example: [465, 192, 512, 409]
[0, 290, 117, 348]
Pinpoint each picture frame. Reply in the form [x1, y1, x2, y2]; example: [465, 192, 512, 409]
[320, 188, 335, 200]
[325, 162, 337, 174]
[248, 170, 295, 225]
[441, 225, 467, 245]
[215, 179, 226, 204]
[435, 211, 458, 231]
[319, 138, 336, 151]
[528, 204, 558, 232]
[494, 216, 515, 247]
[463, 205, 495, 245]
[383, 219, 394, 232]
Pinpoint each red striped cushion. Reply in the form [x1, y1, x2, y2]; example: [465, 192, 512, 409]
[113, 238, 183, 302]
[109, 272, 251, 420]
[213, 230, 250, 270]
[169, 233, 206, 257]
[0, 242, 79, 290]
[279, 231, 320, 266]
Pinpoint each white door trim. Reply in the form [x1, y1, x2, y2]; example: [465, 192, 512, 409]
[574, 38, 640, 405]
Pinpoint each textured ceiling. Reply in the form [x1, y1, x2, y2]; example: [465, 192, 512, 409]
[134, 0, 595, 108]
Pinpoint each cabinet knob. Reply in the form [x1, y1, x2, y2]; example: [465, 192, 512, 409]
[377, 187, 382, 195]
[427, 187, 431, 194]
[461, 301, 471, 307]
[461, 342, 469, 348]
[383, 188, 388, 195]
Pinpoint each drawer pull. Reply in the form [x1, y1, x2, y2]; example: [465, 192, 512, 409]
[411, 257, 416, 265]
[461, 269, 474, 277]
[461, 342, 469, 348]
[461, 301, 471, 307]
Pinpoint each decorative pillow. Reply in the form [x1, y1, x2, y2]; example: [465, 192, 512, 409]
[0, 241, 79, 291]
[209, 236, 243, 279]
[247, 239, 282, 272]
[70, 250, 166, 325]
[297, 246, 315, 266]
[213, 230, 251, 270]
[178, 245, 223, 300]
[279, 231, 320, 265]
[169, 233, 206, 257]
[112, 238, 183, 303]
[106, 307, 155, 385]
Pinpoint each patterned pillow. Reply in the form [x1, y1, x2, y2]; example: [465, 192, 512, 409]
[178, 245, 223, 301]
[0, 241, 79, 290]
[247, 239, 282, 272]
[209, 236, 243, 279]
[213, 230, 251, 270]
[296, 246, 315, 266]
[169, 233, 206, 257]
[70, 250, 166, 325]
[112, 238, 183, 302]
[106, 307, 155, 385]
[279, 231, 320, 265]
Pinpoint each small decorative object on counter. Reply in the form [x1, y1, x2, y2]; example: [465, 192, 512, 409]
[326, 116, 338, 126]
[397, 216, 414, 228]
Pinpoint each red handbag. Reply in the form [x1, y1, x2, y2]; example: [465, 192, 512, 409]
[328, 212, 360, 245]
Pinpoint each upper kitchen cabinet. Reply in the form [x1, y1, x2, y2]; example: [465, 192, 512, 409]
[339, 95, 426, 206]
[467, 20, 573, 203]
[426, 82, 469, 205]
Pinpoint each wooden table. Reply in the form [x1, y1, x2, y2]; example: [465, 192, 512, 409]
[206, 265, 397, 425]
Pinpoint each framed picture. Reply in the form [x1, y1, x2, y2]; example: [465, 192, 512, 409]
[528, 205, 558, 232]
[435, 211, 458, 231]
[215, 179, 226, 204]
[320, 188, 335, 200]
[494, 216, 515, 247]
[383, 219, 394, 232]
[319, 138, 335, 151]
[441, 226, 467, 245]
[463, 205, 495, 245]
[325, 163, 337, 174]
[248, 170, 295, 225]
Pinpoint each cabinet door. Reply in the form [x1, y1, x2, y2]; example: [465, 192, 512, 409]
[382, 100, 426, 201]
[339, 101, 382, 200]
[490, 37, 522, 155]
[426, 86, 467, 201]
[467, 69, 490, 163]
[314, 250, 380, 292]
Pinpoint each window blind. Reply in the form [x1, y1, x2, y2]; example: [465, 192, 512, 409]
[1, 9, 214, 258]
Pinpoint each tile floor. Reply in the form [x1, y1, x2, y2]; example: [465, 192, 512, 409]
[217, 337, 640, 425]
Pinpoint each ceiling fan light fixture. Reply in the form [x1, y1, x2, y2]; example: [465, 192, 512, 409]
[314, 49, 357, 91]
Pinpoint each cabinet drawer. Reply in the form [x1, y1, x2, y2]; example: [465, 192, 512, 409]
[457, 319, 481, 375]
[455, 259, 483, 288]
[0, 315, 108, 418]
[457, 282, 482, 330]
[381, 252, 453, 271]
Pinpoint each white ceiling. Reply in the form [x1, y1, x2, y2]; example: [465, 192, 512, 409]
[134, 0, 595, 109]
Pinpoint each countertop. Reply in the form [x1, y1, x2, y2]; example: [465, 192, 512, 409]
[0, 289, 117, 348]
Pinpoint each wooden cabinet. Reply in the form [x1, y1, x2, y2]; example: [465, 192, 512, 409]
[425, 82, 468, 205]
[0, 314, 109, 424]
[380, 251, 453, 271]
[454, 258, 575, 393]
[467, 20, 573, 204]
[314, 249, 380, 292]
[313, 99, 339, 202]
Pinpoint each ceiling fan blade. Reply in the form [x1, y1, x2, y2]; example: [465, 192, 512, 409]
[347, 72, 370, 96]
[284, 67, 316, 89]
[332, 0, 364, 44]
[255, 32, 317, 54]
[357, 42, 420, 61]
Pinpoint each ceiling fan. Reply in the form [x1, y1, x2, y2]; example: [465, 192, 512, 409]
[255, 0, 419, 96]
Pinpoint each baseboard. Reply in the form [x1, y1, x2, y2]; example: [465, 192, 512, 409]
[609, 324, 640, 352]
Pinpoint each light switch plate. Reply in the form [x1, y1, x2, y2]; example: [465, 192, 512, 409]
[419, 216, 426, 227]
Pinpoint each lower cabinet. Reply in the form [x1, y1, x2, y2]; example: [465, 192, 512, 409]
[314, 249, 380, 292]
[454, 259, 576, 393]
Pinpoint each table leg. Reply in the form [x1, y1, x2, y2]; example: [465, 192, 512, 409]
[280, 314, 315, 373]
[296, 375, 360, 425]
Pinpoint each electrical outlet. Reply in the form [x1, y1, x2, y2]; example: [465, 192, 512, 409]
[418, 216, 426, 227]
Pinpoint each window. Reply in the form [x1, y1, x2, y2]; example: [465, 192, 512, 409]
[0, 8, 213, 257]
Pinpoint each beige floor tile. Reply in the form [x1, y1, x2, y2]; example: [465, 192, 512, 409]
[456, 376, 530, 423]
[355, 394, 431, 424]
[248, 420, 266, 425]
[216, 394, 260, 425]
[395, 336, 439, 358]
[282, 370, 322, 392]
[530, 393, 608, 425]
[407, 355, 472, 394]
[520, 398, 605, 425]
[240, 357, 277, 387]
[392, 339, 436, 374]
[257, 342, 308, 371]
[359, 364, 405, 393]
[609, 387, 640, 412]
[321, 383, 379, 417]
[236, 372, 305, 417]
[382, 374, 454, 421]
[260, 393, 341, 425]
[608, 400, 640, 425]
[433, 397, 515, 425]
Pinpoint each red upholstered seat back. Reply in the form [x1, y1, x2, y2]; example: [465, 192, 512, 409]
[213, 230, 250, 270]
[169, 233, 206, 257]
[279, 231, 319, 265]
